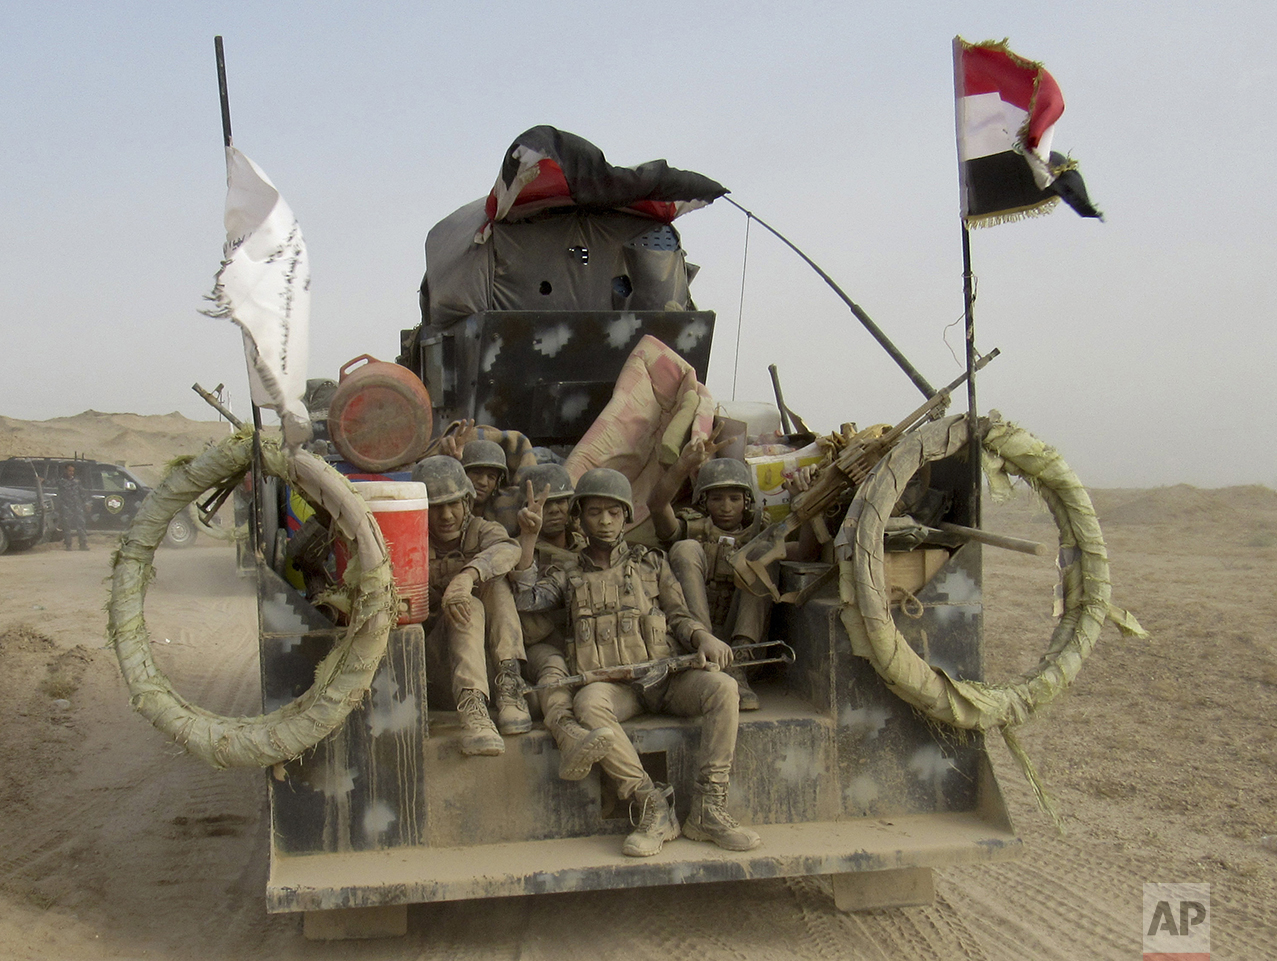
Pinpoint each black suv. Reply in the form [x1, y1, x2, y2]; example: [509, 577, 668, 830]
[0, 457, 197, 548]
[0, 485, 51, 554]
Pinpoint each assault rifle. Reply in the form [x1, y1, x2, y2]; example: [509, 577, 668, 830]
[521, 641, 797, 702]
[730, 349, 999, 601]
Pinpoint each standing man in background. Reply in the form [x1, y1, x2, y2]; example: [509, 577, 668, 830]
[57, 464, 88, 551]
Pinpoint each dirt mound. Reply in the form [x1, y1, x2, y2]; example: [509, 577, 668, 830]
[1091, 484, 1277, 526]
[0, 410, 231, 477]
[1214, 483, 1277, 515]
[0, 624, 57, 655]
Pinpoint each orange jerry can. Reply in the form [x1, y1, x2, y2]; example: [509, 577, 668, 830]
[328, 355, 434, 472]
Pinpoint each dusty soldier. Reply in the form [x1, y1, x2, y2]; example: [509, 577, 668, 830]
[512, 463, 586, 650]
[649, 443, 770, 709]
[412, 455, 530, 755]
[511, 463, 613, 780]
[460, 439, 508, 520]
[512, 467, 761, 857]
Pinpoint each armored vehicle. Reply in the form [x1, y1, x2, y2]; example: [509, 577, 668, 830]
[113, 126, 1121, 940]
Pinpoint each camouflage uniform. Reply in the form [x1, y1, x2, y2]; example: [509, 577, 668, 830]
[521, 533, 585, 697]
[665, 511, 768, 644]
[520, 532, 586, 647]
[426, 514, 523, 702]
[511, 541, 739, 801]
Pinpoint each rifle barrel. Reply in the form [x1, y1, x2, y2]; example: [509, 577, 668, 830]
[523, 642, 795, 695]
[936, 522, 1048, 557]
[192, 382, 243, 427]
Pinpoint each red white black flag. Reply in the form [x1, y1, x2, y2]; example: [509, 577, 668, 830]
[954, 37, 1102, 226]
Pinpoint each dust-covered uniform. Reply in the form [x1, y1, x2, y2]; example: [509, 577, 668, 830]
[664, 511, 768, 644]
[520, 532, 586, 646]
[426, 514, 523, 701]
[520, 532, 586, 723]
[511, 542, 740, 800]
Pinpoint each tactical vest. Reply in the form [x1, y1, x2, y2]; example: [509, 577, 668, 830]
[683, 514, 760, 628]
[567, 548, 674, 673]
[520, 537, 583, 647]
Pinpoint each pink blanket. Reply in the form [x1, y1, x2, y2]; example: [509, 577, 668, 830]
[565, 335, 714, 527]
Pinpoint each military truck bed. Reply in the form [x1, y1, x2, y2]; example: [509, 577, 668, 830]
[257, 546, 1020, 934]
[268, 744, 1018, 916]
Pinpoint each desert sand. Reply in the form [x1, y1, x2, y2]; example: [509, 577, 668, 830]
[1, 412, 1275, 960]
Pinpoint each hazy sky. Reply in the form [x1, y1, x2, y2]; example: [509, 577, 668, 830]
[3, 1, 1273, 488]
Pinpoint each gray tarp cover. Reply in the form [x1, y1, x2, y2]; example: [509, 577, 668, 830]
[423, 204, 695, 327]
[420, 127, 726, 328]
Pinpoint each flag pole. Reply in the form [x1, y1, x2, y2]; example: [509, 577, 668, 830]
[961, 222, 981, 528]
[214, 35, 268, 560]
[953, 37, 982, 529]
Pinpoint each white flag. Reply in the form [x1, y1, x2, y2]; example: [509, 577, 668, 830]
[204, 147, 311, 447]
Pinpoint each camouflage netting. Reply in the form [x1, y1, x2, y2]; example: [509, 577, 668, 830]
[837, 413, 1147, 817]
[107, 428, 397, 769]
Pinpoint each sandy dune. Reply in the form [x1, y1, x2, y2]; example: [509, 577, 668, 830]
[1, 413, 1274, 959]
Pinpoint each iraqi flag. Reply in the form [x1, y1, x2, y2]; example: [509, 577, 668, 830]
[954, 37, 1102, 226]
[203, 147, 312, 447]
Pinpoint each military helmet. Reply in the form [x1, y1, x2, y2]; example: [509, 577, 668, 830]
[517, 462, 574, 502]
[412, 455, 475, 506]
[571, 468, 634, 522]
[303, 378, 337, 419]
[460, 439, 508, 482]
[693, 458, 756, 511]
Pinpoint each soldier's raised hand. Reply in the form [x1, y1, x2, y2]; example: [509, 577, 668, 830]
[677, 421, 731, 475]
[703, 419, 731, 458]
[439, 418, 476, 461]
[516, 481, 550, 537]
[783, 464, 816, 498]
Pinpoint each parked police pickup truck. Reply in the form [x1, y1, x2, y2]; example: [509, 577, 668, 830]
[0, 457, 197, 548]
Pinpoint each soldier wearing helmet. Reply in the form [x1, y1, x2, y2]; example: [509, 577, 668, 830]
[460, 438, 509, 519]
[515, 462, 582, 562]
[509, 463, 613, 781]
[512, 467, 761, 858]
[412, 455, 529, 754]
[649, 438, 768, 710]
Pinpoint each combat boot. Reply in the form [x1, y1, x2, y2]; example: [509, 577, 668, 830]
[684, 780, 761, 851]
[545, 712, 614, 780]
[622, 781, 680, 857]
[456, 688, 504, 756]
[494, 658, 532, 735]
